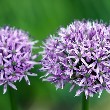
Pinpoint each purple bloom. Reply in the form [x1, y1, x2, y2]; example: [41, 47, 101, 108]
[41, 20, 110, 98]
[0, 26, 37, 94]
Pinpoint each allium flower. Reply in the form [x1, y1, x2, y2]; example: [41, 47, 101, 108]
[0, 26, 37, 94]
[41, 20, 110, 98]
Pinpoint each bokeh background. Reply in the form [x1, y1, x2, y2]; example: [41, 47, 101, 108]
[0, 0, 110, 110]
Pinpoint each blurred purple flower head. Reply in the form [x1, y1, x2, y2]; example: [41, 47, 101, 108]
[0, 26, 37, 94]
[41, 20, 110, 98]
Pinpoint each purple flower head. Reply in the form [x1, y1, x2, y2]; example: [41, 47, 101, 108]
[0, 26, 37, 94]
[41, 20, 110, 98]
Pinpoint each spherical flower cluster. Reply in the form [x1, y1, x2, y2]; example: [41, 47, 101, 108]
[41, 20, 110, 98]
[0, 26, 37, 94]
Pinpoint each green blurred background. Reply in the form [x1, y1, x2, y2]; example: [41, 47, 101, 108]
[0, 0, 110, 110]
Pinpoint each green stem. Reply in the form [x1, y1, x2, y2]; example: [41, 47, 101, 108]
[82, 93, 89, 110]
[9, 88, 18, 110]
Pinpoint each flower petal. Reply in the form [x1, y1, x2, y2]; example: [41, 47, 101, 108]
[8, 82, 17, 90]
